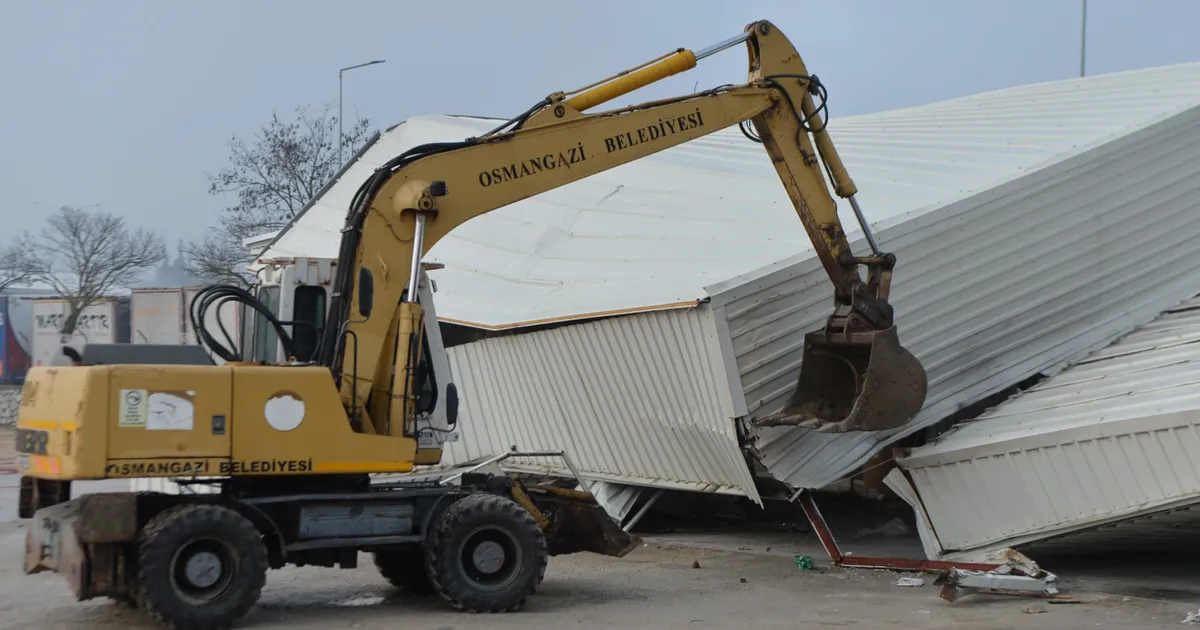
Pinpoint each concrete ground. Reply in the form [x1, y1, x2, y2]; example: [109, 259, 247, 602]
[646, 528, 1200, 603]
[0, 427, 1196, 629]
[0, 519, 1193, 630]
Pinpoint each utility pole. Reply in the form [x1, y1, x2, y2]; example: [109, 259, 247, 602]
[1079, 0, 1088, 78]
[338, 59, 386, 162]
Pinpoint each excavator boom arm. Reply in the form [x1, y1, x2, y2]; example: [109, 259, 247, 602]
[320, 19, 927, 438]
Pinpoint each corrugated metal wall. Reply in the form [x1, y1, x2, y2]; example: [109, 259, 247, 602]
[709, 102, 1200, 491]
[895, 298, 1200, 556]
[441, 306, 761, 502]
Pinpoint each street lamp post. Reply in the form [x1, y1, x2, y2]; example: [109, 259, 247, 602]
[1080, 0, 1088, 78]
[339, 59, 386, 161]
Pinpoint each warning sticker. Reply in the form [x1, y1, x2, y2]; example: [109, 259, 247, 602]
[119, 389, 148, 427]
[417, 428, 439, 449]
[146, 391, 195, 431]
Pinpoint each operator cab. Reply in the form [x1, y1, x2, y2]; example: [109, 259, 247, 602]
[246, 259, 330, 364]
[246, 256, 458, 452]
[248, 282, 325, 363]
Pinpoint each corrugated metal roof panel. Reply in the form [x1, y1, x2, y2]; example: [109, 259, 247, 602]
[712, 72, 1200, 490]
[892, 297, 1200, 557]
[439, 306, 760, 501]
[261, 61, 1200, 330]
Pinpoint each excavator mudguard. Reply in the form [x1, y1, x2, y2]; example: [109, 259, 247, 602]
[756, 325, 927, 433]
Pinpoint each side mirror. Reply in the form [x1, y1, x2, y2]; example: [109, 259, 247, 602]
[445, 382, 459, 426]
[358, 268, 374, 317]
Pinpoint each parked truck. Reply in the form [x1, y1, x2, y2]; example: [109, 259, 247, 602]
[130, 288, 187, 345]
[0, 296, 34, 384]
[30, 297, 130, 367]
[127, 286, 243, 365]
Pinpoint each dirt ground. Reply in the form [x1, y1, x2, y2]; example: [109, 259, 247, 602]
[0, 519, 1193, 630]
[0, 426, 1195, 630]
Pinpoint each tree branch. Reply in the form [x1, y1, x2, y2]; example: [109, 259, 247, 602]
[0, 236, 40, 294]
[185, 102, 374, 283]
[29, 206, 167, 335]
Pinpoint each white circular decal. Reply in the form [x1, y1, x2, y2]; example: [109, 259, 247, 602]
[264, 393, 305, 432]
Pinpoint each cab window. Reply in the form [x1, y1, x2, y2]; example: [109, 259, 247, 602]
[414, 336, 438, 414]
[253, 286, 280, 363]
[292, 286, 326, 363]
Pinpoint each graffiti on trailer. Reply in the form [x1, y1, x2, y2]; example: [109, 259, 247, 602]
[35, 312, 110, 331]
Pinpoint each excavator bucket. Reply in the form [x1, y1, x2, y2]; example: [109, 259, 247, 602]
[756, 326, 927, 433]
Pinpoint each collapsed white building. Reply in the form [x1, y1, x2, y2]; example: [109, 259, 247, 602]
[889, 296, 1200, 560]
[257, 60, 1200, 515]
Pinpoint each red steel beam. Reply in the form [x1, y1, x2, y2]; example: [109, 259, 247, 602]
[793, 489, 1000, 574]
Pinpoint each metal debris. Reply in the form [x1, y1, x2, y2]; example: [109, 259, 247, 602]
[793, 489, 1000, 573]
[935, 564, 1059, 603]
[933, 547, 1065, 604]
[980, 548, 1042, 575]
[896, 576, 925, 587]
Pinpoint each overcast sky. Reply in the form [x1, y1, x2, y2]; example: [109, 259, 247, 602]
[3, 0, 1199, 250]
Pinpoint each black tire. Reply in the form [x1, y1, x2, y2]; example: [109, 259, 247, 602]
[134, 504, 268, 630]
[373, 547, 435, 595]
[17, 476, 33, 519]
[425, 492, 548, 613]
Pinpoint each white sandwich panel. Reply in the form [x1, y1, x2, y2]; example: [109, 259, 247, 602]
[894, 298, 1200, 558]
[439, 306, 760, 502]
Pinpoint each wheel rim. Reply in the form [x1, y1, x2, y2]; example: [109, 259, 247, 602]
[170, 537, 239, 605]
[456, 525, 522, 591]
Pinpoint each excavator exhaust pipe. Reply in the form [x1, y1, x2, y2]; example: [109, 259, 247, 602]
[756, 326, 927, 433]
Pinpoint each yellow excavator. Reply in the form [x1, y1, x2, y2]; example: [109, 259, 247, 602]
[14, 19, 926, 629]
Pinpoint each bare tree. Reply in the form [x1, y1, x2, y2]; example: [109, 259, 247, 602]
[181, 227, 258, 288]
[0, 239, 39, 294]
[29, 206, 167, 335]
[185, 103, 373, 284]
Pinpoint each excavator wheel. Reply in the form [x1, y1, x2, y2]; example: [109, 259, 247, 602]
[425, 492, 548, 613]
[17, 476, 33, 519]
[373, 546, 435, 595]
[134, 504, 268, 630]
